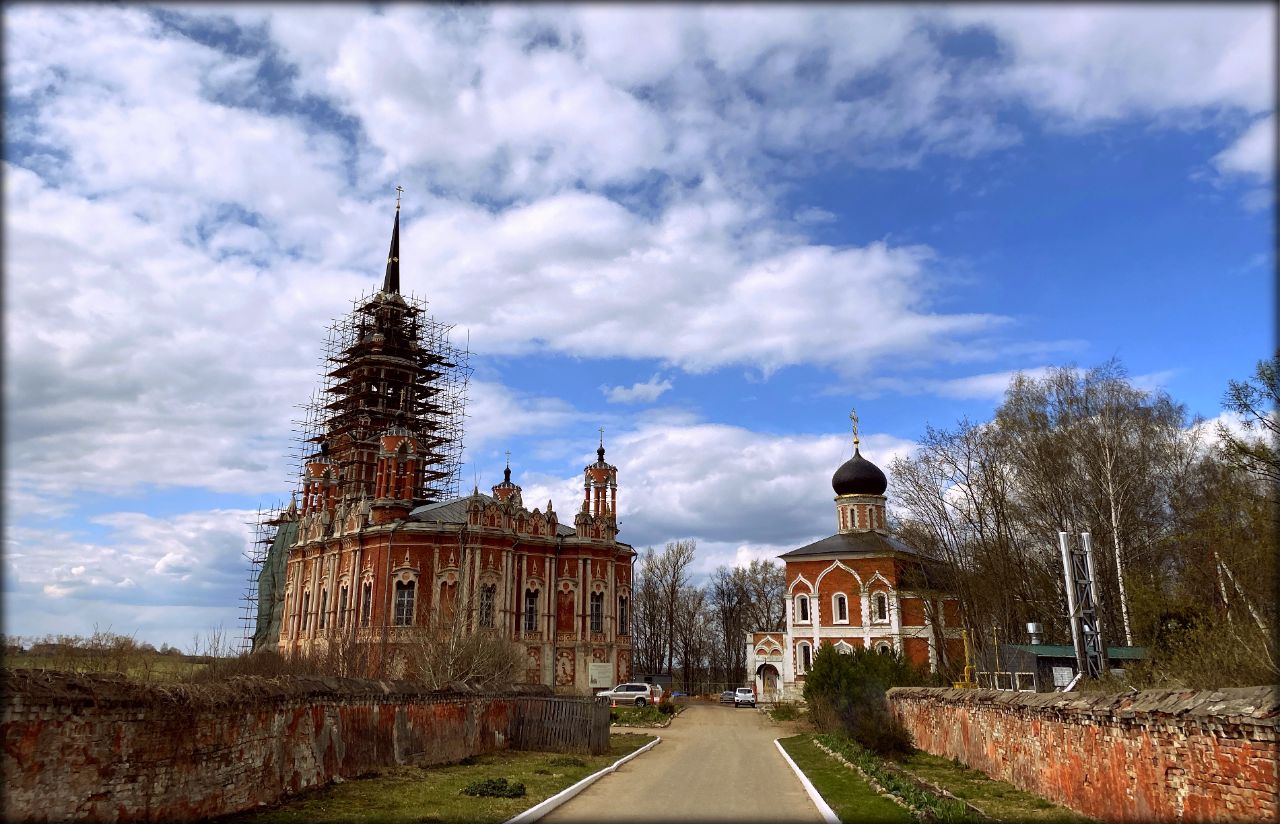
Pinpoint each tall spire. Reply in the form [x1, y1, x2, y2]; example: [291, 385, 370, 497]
[382, 186, 403, 294]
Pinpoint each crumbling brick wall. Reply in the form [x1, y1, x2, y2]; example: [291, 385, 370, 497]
[887, 685, 1278, 822]
[1, 669, 564, 823]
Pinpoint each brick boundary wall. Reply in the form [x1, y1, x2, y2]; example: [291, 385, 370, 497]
[887, 685, 1279, 823]
[1, 669, 599, 824]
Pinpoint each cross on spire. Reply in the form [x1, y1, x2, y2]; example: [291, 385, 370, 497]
[395, 184, 404, 210]
[505, 449, 511, 468]
[850, 408, 860, 451]
[599, 426, 605, 447]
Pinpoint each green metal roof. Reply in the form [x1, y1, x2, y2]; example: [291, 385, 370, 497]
[1006, 643, 1148, 660]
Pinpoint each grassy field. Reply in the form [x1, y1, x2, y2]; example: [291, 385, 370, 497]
[4, 653, 209, 681]
[777, 735, 913, 824]
[898, 750, 1095, 823]
[219, 733, 655, 824]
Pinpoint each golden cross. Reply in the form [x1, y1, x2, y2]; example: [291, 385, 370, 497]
[850, 408, 860, 449]
[395, 185, 404, 209]
[598, 425, 605, 447]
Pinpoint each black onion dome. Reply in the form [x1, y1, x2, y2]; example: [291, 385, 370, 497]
[832, 449, 887, 496]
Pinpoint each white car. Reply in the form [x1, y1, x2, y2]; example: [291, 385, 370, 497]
[598, 682, 658, 707]
[734, 686, 756, 707]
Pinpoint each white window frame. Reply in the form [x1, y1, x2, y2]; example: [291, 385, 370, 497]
[589, 591, 604, 633]
[797, 594, 811, 624]
[872, 591, 890, 623]
[832, 592, 849, 624]
[798, 641, 812, 674]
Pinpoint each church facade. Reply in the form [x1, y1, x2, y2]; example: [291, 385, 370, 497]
[747, 420, 964, 702]
[259, 203, 635, 691]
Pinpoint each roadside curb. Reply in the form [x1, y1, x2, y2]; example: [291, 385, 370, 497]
[502, 737, 662, 824]
[775, 738, 840, 824]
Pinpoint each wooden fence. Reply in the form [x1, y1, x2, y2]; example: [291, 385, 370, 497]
[509, 696, 610, 755]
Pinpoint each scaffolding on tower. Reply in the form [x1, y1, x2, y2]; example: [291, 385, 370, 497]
[289, 288, 471, 506]
[239, 504, 281, 654]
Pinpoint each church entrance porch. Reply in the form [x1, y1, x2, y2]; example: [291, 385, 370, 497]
[756, 663, 781, 703]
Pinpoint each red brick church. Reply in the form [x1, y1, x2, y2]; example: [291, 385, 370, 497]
[259, 202, 635, 691]
[747, 415, 964, 701]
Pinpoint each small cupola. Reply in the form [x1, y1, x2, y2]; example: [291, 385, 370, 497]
[833, 409, 889, 534]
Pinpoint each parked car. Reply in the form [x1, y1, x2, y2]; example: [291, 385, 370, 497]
[719, 689, 736, 704]
[598, 682, 658, 707]
[734, 687, 756, 708]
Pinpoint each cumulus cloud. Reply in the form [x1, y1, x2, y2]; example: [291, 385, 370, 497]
[520, 422, 918, 552]
[603, 375, 674, 404]
[1213, 114, 1275, 179]
[3, 510, 252, 645]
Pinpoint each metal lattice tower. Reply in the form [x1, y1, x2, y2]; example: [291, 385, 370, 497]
[1059, 531, 1106, 680]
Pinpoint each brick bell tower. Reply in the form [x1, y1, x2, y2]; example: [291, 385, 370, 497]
[575, 430, 618, 540]
[305, 192, 458, 527]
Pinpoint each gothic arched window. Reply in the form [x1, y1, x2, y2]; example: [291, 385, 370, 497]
[874, 592, 889, 623]
[479, 584, 496, 628]
[618, 596, 629, 635]
[834, 593, 848, 623]
[590, 591, 604, 633]
[524, 589, 539, 632]
[360, 580, 373, 626]
[797, 594, 810, 623]
[393, 580, 416, 626]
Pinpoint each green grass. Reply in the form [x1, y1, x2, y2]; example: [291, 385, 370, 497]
[899, 751, 1095, 823]
[778, 735, 913, 824]
[220, 734, 654, 824]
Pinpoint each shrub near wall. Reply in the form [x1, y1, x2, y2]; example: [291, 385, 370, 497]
[0, 669, 572, 824]
[887, 685, 1279, 823]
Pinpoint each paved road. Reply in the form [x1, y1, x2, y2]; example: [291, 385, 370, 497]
[542, 703, 825, 823]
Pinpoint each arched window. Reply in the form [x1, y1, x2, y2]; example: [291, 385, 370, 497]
[618, 596, 629, 635]
[393, 580, 416, 626]
[301, 591, 311, 631]
[479, 584, 496, 628]
[834, 593, 848, 623]
[797, 594, 810, 623]
[835, 641, 853, 654]
[798, 642, 812, 674]
[590, 591, 604, 633]
[318, 588, 329, 629]
[524, 589, 539, 632]
[874, 592, 889, 622]
[337, 586, 349, 628]
[876, 641, 893, 655]
[360, 580, 373, 626]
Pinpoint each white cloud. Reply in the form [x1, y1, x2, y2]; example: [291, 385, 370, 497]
[603, 375, 674, 404]
[795, 207, 837, 225]
[521, 422, 918, 551]
[1213, 114, 1275, 179]
[4, 510, 253, 645]
[946, 6, 1273, 123]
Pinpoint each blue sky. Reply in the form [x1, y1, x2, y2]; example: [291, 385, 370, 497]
[3, 4, 1273, 650]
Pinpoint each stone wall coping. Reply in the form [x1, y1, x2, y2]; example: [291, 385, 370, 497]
[1, 668, 555, 710]
[886, 685, 1279, 724]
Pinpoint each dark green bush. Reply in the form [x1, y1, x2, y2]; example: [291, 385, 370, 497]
[803, 645, 920, 756]
[461, 777, 526, 798]
[657, 701, 676, 715]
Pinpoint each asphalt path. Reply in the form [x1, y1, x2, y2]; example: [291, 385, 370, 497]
[541, 702, 825, 823]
